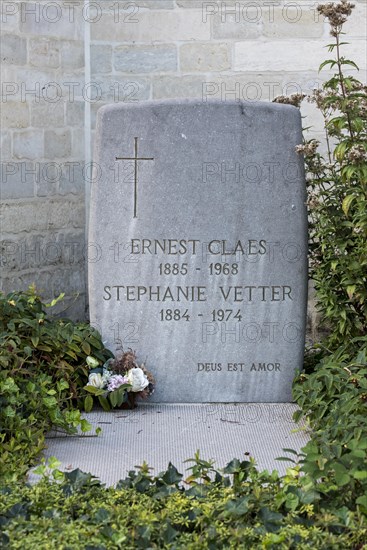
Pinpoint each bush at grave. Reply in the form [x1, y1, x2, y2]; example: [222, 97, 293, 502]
[0, 286, 112, 481]
[1, 454, 366, 549]
[287, 1, 366, 350]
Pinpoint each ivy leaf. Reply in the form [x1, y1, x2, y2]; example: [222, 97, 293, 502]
[224, 497, 250, 517]
[333, 463, 351, 486]
[162, 463, 183, 485]
[162, 523, 178, 544]
[259, 507, 283, 532]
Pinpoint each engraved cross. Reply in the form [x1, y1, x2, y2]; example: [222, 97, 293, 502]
[116, 137, 154, 219]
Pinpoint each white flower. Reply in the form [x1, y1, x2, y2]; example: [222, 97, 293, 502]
[88, 372, 105, 389]
[127, 367, 149, 392]
[102, 369, 112, 385]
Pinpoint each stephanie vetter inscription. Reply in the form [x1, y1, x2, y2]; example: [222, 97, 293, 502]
[102, 284, 293, 303]
[89, 100, 308, 402]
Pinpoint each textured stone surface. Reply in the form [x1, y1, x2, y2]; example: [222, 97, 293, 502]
[263, 7, 324, 38]
[60, 41, 84, 70]
[212, 13, 261, 40]
[29, 37, 60, 68]
[91, 45, 113, 74]
[1, 1, 86, 322]
[19, 2, 77, 39]
[30, 404, 310, 486]
[180, 43, 231, 72]
[0, 131, 12, 159]
[13, 129, 44, 159]
[89, 100, 307, 402]
[91, 10, 211, 42]
[153, 75, 207, 99]
[234, 39, 366, 72]
[0, 161, 35, 199]
[1, 101, 30, 128]
[1, 34, 27, 65]
[44, 129, 72, 159]
[66, 101, 85, 126]
[114, 45, 177, 73]
[1, 199, 85, 233]
[31, 101, 65, 127]
[134, 0, 174, 7]
[92, 76, 151, 103]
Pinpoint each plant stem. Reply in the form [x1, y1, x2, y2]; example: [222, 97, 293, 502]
[335, 27, 355, 140]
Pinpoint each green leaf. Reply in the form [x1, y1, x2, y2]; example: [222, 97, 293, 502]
[37, 345, 52, 352]
[31, 336, 39, 347]
[80, 419, 92, 433]
[162, 463, 183, 485]
[340, 59, 359, 70]
[98, 396, 111, 412]
[85, 385, 105, 396]
[109, 390, 118, 409]
[65, 349, 77, 360]
[84, 395, 94, 413]
[82, 341, 91, 355]
[333, 463, 351, 486]
[223, 458, 241, 474]
[162, 523, 178, 544]
[346, 285, 356, 299]
[42, 396, 57, 408]
[352, 470, 367, 480]
[285, 493, 299, 511]
[57, 380, 69, 392]
[224, 497, 250, 517]
[259, 507, 283, 533]
[275, 457, 297, 463]
[342, 194, 356, 216]
[86, 355, 99, 368]
[356, 495, 367, 508]
[281, 448, 300, 455]
[319, 59, 337, 71]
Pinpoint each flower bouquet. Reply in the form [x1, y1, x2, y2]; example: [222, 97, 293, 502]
[84, 350, 155, 411]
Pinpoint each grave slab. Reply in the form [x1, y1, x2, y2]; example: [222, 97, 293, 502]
[30, 404, 309, 487]
[89, 100, 307, 402]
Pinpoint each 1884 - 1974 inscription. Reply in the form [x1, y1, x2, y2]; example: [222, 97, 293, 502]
[89, 100, 308, 402]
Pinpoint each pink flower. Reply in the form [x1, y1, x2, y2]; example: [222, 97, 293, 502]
[107, 375, 128, 392]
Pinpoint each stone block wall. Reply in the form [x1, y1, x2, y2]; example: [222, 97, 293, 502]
[1, 0, 86, 317]
[1, 0, 366, 331]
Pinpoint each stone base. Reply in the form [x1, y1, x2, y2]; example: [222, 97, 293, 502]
[31, 403, 310, 486]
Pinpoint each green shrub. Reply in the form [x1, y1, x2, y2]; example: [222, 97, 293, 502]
[0, 287, 112, 481]
[299, 1, 367, 349]
[1, 456, 366, 549]
[293, 341, 367, 512]
[289, 0, 367, 518]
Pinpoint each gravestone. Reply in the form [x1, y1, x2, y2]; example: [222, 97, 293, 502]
[89, 100, 307, 402]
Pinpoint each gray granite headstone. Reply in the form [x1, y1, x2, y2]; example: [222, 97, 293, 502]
[89, 100, 307, 402]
